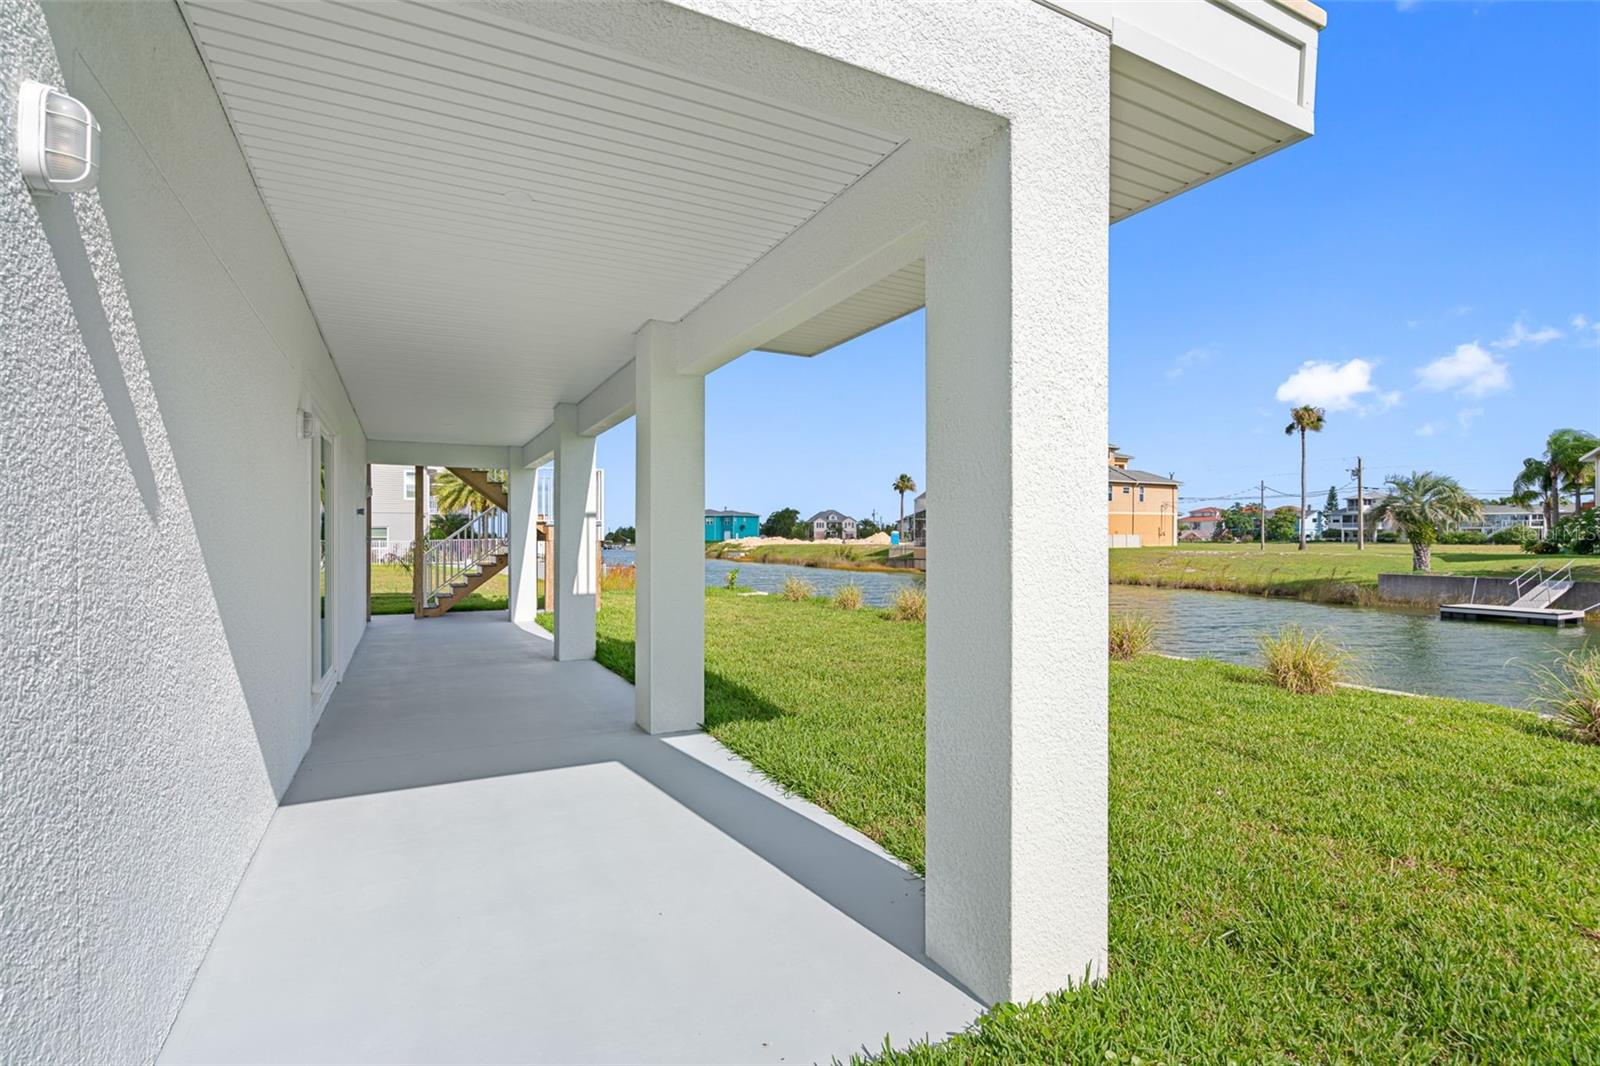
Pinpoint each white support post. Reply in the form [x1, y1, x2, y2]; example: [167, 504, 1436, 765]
[552, 404, 598, 661]
[507, 467, 539, 626]
[923, 116, 1109, 1003]
[633, 321, 704, 734]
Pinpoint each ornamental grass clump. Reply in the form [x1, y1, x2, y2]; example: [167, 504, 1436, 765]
[600, 564, 636, 592]
[1258, 624, 1350, 695]
[1526, 650, 1600, 744]
[888, 586, 926, 622]
[833, 584, 864, 610]
[780, 575, 816, 601]
[1108, 613, 1154, 660]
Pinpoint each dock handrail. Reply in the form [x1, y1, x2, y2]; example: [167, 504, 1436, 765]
[1512, 561, 1575, 609]
[1508, 564, 1544, 601]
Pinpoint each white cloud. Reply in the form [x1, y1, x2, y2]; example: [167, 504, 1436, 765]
[1164, 346, 1213, 380]
[1457, 407, 1483, 434]
[1415, 342, 1510, 397]
[1274, 358, 1379, 412]
[1491, 318, 1562, 349]
[1396, 0, 1420, 10]
[1414, 422, 1438, 437]
[1572, 313, 1589, 330]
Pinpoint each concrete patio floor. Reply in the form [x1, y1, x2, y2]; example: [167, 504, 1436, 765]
[158, 612, 982, 1065]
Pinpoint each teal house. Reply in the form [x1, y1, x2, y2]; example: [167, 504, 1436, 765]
[705, 509, 760, 542]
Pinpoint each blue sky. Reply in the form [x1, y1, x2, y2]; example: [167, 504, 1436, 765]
[596, 0, 1599, 528]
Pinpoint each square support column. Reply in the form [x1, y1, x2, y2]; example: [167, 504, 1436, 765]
[506, 467, 539, 625]
[552, 405, 598, 661]
[924, 116, 1109, 1003]
[633, 321, 704, 734]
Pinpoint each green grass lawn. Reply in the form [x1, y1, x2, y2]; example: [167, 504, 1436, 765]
[369, 561, 514, 615]
[549, 588, 1600, 1062]
[705, 541, 898, 571]
[1113, 541, 1600, 604]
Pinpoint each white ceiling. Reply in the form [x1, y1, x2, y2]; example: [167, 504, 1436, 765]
[183, 1, 1309, 434]
[180, 0, 903, 443]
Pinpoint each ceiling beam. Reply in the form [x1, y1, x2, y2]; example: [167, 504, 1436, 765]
[368, 440, 515, 468]
[674, 142, 934, 377]
[577, 360, 636, 437]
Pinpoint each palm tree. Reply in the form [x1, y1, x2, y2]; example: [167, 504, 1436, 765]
[1283, 405, 1326, 551]
[1368, 471, 1480, 572]
[1551, 428, 1600, 512]
[1511, 456, 1561, 534]
[1511, 429, 1597, 532]
[431, 469, 496, 515]
[892, 474, 917, 538]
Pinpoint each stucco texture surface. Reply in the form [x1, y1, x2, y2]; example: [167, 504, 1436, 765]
[2, 1, 366, 1060]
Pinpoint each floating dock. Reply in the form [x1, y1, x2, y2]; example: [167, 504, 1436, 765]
[1439, 602, 1586, 627]
[1439, 562, 1589, 627]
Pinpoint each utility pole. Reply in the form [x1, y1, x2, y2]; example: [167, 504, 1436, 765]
[1351, 457, 1365, 550]
[1259, 480, 1267, 552]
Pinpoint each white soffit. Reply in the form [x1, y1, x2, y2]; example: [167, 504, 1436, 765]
[763, 47, 1310, 359]
[179, 0, 902, 444]
[1109, 49, 1304, 222]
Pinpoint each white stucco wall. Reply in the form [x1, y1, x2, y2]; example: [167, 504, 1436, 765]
[1, 1, 366, 1060]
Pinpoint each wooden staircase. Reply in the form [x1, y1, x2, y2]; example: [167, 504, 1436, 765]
[417, 468, 553, 618]
[419, 546, 510, 617]
[444, 466, 508, 510]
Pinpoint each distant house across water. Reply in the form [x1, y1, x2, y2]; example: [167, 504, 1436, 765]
[1108, 446, 1179, 546]
[1179, 505, 1223, 541]
[808, 510, 857, 540]
[705, 509, 760, 542]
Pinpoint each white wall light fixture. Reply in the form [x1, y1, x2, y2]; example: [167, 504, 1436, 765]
[17, 80, 100, 195]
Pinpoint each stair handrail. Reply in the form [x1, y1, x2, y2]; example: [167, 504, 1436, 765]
[423, 506, 508, 606]
[1508, 564, 1544, 600]
[1528, 561, 1575, 607]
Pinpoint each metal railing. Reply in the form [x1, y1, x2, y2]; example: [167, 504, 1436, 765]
[1513, 561, 1574, 609]
[422, 507, 508, 607]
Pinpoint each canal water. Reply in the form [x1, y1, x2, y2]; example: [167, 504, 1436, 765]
[604, 548, 920, 606]
[1111, 584, 1595, 709]
[602, 549, 1592, 708]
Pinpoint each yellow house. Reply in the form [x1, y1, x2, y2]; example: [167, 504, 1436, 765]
[1108, 446, 1179, 546]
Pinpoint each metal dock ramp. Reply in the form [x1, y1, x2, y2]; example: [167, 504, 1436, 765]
[1440, 563, 1590, 627]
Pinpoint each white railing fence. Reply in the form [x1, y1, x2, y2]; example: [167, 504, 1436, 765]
[423, 506, 508, 607]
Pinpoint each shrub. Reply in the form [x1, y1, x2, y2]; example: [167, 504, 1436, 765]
[1108, 613, 1154, 660]
[833, 584, 864, 610]
[1525, 650, 1600, 744]
[1525, 539, 1562, 555]
[888, 585, 926, 621]
[1438, 530, 1488, 545]
[780, 576, 816, 601]
[1491, 525, 1539, 547]
[1258, 625, 1351, 695]
[724, 567, 740, 590]
[1551, 510, 1598, 555]
[601, 564, 636, 592]
[1375, 531, 1401, 543]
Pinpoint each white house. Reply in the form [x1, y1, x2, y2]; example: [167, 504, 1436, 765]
[1, 1, 1322, 1061]
[808, 508, 858, 540]
[1457, 504, 1547, 537]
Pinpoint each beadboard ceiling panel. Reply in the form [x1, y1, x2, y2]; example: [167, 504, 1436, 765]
[180, 0, 903, 443]
[1109, 49, 1303, 222]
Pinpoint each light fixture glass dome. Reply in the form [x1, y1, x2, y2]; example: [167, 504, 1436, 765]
[17, 80, 100, 194]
